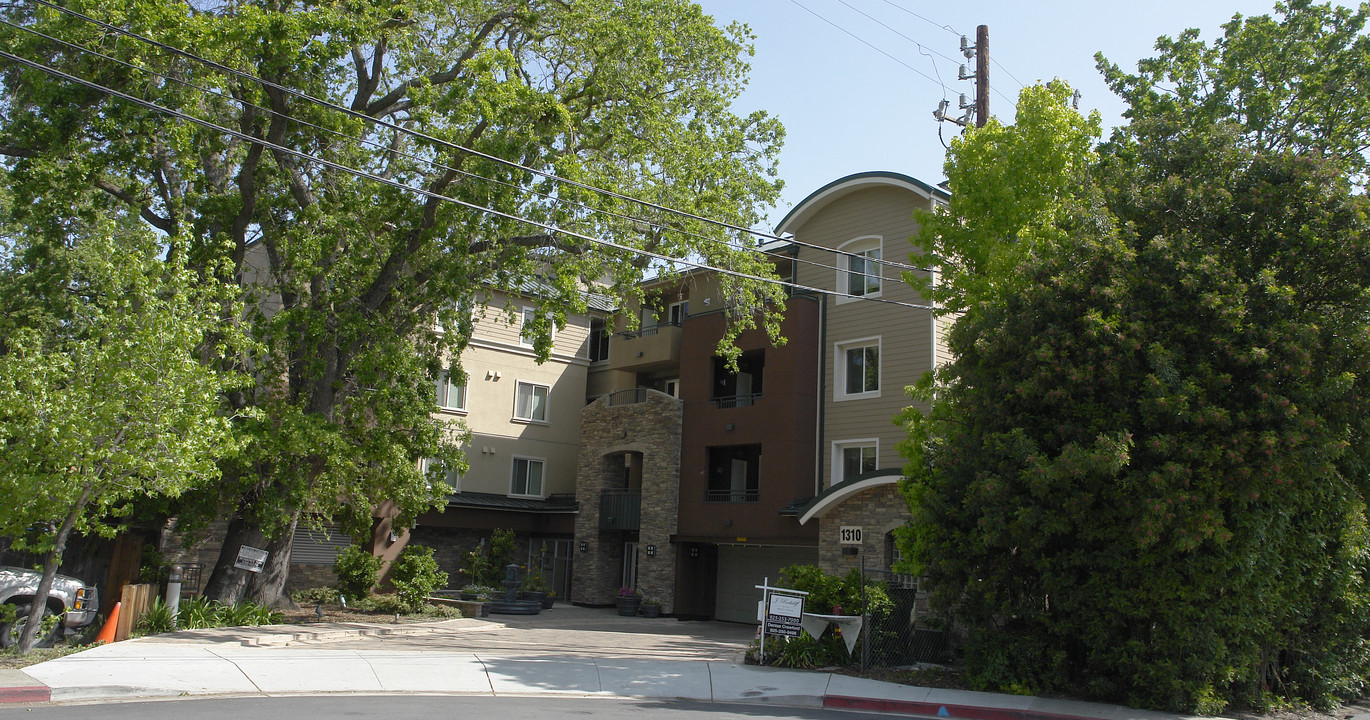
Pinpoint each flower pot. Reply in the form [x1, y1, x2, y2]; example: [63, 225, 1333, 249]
[640, 604, 660, 618]
[614, 597, 641, 616]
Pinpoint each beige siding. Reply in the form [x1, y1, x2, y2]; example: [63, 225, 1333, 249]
[790, 185, 939, 490]
[431, 290, 595, 498]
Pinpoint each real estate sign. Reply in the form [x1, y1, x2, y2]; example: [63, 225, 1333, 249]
[766, 592, 804, 638]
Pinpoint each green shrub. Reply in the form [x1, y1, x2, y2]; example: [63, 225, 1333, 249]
[777, 564, 893, 619]
[389, 544, 448, 611]
[135, 598, 176, 635]
[459, 528, 515, 587]
[355, 593, 409, 614]
[290, 587, 340, 606]
[333, 545, 383, 601]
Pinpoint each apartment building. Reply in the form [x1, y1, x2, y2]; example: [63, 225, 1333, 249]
[779, 171, 949, 578]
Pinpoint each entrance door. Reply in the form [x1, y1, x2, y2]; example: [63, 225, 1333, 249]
[622, 542, 639, 590]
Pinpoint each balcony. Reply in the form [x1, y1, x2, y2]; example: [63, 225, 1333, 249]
[599, 488, 641, 530]
[705, 488, 760, 503]
[710, 393, 762, 409]
[608, 323, 681, 372]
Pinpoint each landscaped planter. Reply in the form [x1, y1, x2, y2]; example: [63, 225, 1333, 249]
[614, 597, 641, 616]
[640, 603, 660, 618]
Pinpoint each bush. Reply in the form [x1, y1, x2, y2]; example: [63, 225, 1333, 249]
[135, 598, 175, 635]
[459, 528, 516, 587]
[290, 586, 340, 606]
[389, 544, 448, 612]
[333, 545, 383, 601]
[137, 597, 283, 633]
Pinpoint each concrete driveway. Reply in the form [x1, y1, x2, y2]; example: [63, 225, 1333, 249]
[317, 604, 757, 661]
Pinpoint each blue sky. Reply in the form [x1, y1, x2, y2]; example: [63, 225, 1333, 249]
[691, 0, 1307, 230]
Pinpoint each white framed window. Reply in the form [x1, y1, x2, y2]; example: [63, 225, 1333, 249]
[838, 236, 882, 301]
[511, 456, 546, 497]
[435, 366, 466, 412]
[520, 306, 554, 348]
[421, 457, 461, 493]
[835, 337, 880, 399]
[514, 381, 549, 422]
[832, 439, 879, 486]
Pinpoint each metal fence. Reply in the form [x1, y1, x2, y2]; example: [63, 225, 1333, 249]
[858, 566, 951, 670]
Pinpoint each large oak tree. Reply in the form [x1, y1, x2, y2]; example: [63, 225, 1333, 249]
[0, 0, 786, 605]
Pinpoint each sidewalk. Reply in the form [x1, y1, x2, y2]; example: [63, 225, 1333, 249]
[0, 608, 1199, 720]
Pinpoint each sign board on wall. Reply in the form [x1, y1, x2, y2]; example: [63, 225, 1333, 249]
[839, 526, 863, 545]
[234, 545, 269, 573]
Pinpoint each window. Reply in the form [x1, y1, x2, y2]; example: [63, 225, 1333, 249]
[839, 237, 882, 299]
[435, 366, 466, 411]
[589, 319, 610, 363]
[511, 456, 545, 497]
[514, 381, 549, 422]
[836, 338, 880, 399]
[520, 307, 553, 348]
[711, 349, 764, 407]
[706, 445, 761, 502]
[421, 457, 461, 493]
[833, 440, 878, 484]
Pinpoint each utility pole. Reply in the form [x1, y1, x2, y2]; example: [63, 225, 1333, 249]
[975, 24, 989, 128]
[933, 25, 989, 130]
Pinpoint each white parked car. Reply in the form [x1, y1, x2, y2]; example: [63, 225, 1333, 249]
[0, 565, 100, 648]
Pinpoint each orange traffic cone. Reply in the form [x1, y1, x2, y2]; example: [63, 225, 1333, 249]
[93, 602, 121, 645]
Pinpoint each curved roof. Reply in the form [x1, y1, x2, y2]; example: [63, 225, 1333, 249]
[796, 468, 905, 525]
[775, 171, 949, 236]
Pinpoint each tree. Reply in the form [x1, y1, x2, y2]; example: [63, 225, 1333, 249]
[0, 0, 786, 605]
[900, 3, 1370, 710]
[1097, 0, 1370, 187]
[0, 217, 242, 652]
[906, 83, 1102, 318]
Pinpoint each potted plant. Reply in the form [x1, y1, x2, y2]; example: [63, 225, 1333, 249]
[614, 587, 641, 616]
[639, 595, 661, 618]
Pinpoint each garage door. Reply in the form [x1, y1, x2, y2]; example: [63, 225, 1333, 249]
[713, 545, 817, 623]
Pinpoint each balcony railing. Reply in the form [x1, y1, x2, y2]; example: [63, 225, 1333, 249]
[617, 320, 681, 339]
[599, 488, 641, 530]
[705, 488, 759, 503]
[606, 388, 650, 406]
[709, 393, 762, 409]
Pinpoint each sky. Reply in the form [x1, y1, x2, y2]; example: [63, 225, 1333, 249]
[691, 0, 1307, 230]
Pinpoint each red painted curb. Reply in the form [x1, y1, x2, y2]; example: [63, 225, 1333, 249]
[0, 685, 51, 704]
[824, 696, 1098, 720]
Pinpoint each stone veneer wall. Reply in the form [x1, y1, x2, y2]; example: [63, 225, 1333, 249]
[816, 484, 934, 621]
[816, 484, 910, 575]
[572, 391, 682, 611]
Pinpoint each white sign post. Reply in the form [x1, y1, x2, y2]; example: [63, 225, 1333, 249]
[234, 545, 269, 573]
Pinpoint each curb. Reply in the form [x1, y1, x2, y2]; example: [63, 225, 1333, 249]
[824, 696, 1098, 720]
[0, 670, 50, 704]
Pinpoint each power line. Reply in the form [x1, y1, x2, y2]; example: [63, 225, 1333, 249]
[830, 0, 1017, 111]
[0, 16, 907, 287]
[784, 0, 948, 91]
[0, 47, 939, 313]
[18, 0, 938, 276]
[876, 0, 960, 37]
